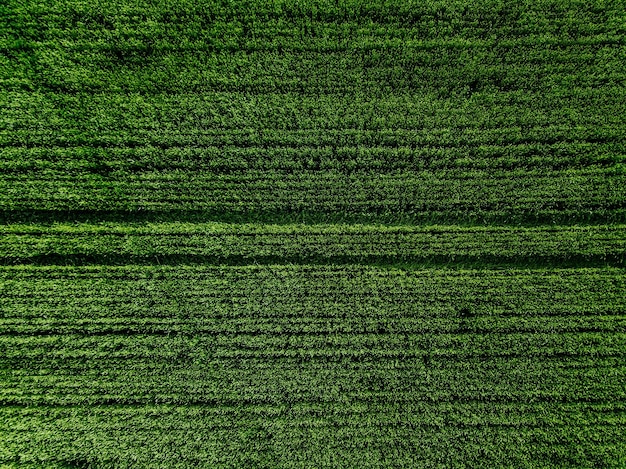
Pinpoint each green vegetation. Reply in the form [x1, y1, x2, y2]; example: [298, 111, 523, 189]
[1, 0, 625, 467]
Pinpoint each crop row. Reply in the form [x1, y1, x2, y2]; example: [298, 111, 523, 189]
[4, 91, 624, 133]
[0, 142, 621, 172]
[15, 71, 602, 96]
[5, 40, 625, 96]
[6, 51, 626, 94]
[2, 125, 623, 150]
[3, 0, 623, 42]
[1, 258, 625, 313]
[3, 400, 625, 431]
[2, 421, 624, 468]
[3, 329, 625, 357]
[0, 350, 626, 406]
[0, 223, 623, 265]
[1, 265, 623, 322]
[2, 376, 624, 408]
[5, 42, 623, 68]
[2, 314, 624, 335]
[2, 337, 624, 388]
[1, 169, 623, 224]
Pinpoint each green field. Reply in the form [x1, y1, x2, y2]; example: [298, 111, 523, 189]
[1, 0, 626, 467]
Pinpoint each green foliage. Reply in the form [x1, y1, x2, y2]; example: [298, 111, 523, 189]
[1, 0, 625, 467]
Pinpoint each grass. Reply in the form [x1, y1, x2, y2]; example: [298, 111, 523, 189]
[1, 0, 625, 467]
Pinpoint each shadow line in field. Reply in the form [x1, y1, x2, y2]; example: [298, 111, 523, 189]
[1, 253, 623, 268]
[1, 209, 624, 226]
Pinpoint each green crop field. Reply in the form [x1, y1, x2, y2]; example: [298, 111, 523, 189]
[1, 0, 626, 467]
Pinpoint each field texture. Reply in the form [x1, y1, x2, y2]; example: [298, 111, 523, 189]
[1, 0, 626, 467]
